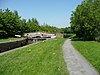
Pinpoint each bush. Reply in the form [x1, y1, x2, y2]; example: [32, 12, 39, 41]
[95, 36, 100, 42]
[0, 30, 8, 39]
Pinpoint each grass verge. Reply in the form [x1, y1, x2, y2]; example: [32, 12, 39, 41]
[72, 41, 100, 73]
[0, 37, 22, 42]
[0, 38, 69, 75]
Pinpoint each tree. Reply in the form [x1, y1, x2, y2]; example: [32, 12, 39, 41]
[26, 18, 40, 32]
[0, 8, 64, 38]
[40, 23, 60, 33]
[0, 8, 23, 38]
[70, 0, 100, 40]
[64, 27, 72, 34]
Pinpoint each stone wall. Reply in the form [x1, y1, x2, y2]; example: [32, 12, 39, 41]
[0, 38, 47, 53]
[0, 39, 27, 53]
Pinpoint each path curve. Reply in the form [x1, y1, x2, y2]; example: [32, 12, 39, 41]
[62, 39, 99, 75]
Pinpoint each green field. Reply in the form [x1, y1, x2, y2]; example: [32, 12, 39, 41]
[0, 37, 22, 42]
[0, 38, 69, 75]
[72, 41, 100, 73]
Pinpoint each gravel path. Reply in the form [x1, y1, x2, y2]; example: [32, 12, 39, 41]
[62, 39, 99, 75]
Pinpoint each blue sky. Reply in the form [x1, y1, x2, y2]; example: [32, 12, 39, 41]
[0, 0, 83, 28]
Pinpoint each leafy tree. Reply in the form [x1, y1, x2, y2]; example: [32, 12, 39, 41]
[0, 8, 65, 39]
[0, 8, 23, 38]
[26, 18, 40, 32]
[40, 23, 60, 33]
[64, 27, 72, 34]
[70, 0, 100, 40]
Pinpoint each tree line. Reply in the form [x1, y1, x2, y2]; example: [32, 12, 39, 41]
[70, 0, 100, 41]
[0, 8, 68, 38]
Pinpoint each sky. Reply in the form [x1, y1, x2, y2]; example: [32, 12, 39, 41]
[0, 0, 83, 28]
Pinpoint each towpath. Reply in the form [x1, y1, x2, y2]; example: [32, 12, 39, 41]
[62, 39, 99, 75]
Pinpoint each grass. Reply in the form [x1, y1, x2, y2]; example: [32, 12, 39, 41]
[0, 38, 69, 75]
[72, 40, 100, 73]
[0, 37, 22, 42]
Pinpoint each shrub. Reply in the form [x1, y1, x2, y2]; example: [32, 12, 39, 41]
[95, 36, 100, 42]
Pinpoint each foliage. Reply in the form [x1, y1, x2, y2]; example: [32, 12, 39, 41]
[25, 18, 40, 32]
[70, 0, 100, 40]
[72, 41, 100, 73]
[0, 8, 23, 38]
[0, 8, 67, 38]
[0, 38, 69, 75]
[64, 27, 72, 34]
[40, 23, 60, 33]
[63, 34, 73, 38]
[95, 36, 100, 42]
